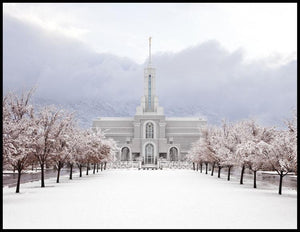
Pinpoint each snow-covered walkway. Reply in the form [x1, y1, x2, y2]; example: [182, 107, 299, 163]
[3, 169, 297, 229]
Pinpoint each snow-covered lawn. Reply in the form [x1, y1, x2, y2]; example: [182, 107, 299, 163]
[3, 169, 297, 229]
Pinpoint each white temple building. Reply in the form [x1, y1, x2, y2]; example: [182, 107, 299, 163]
[92, 37, 207, 168]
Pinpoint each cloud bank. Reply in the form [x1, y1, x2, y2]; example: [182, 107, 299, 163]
[3, 14, 297, 127]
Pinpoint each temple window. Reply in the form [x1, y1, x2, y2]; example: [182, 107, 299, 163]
[146, 122, 154, 138]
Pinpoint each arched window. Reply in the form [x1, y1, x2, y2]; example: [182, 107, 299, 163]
[146, 122, 154, 138]
[121, 147, 130, 161]
[170, 147, 178, 161]
[145, 143, 154, 164]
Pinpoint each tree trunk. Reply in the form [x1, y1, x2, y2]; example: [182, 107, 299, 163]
[193, 162, 195, 170]
[41, 163, 45, 187]
[86, 163, 89, 175]
[253, 170, 257, 188]
[200, 163, 203, 173]
[97, 163, 99, 173]
[93, 163, 96, 174]
[16, 169, 22, 193]
[56, 165, 61, 183]
[279, 171, 283, 195]
[196, 163, 199, 171]
[211, 162, 215, 176]
[240, 165, 245, 185]
[101, 163, 103, 171]
[227, 166, 231, 181]
[104, 162, 107, 170]
[205, 163, 208, 174]
[79, 164, 82, 177]
[32, 163, 34, 171]
[69, 164, 73, 180]
[218, 166, 221, 178]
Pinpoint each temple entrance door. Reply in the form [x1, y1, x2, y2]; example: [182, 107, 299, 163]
[121, 147, 130, 161]
[145, 144, 154, 164]
[170, 147, 179, 161]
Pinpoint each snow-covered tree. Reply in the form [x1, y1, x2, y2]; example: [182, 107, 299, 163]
[218, 121, 237, 181]
[32, 105, 70, 187]
[187, 141, 202, 171]
[284, 111, 297, 174]
[232, 120, 253, 184]
[50, 112, 75, 183]
[66, 127, 81, 180]
[187, 114, 296, 194]
[2, 89, 36, 193]
[84, 130, 96, 175]
[209, 122, 238, 179]
[100, 138, 118, 170]
[73, 129, 87, 177]
[259, 120, 297, 194]
[199, 127, 216, 174]
[3, 87, 119, 193]
[235, 119, 275, 187]
[205, 126, 222, 176]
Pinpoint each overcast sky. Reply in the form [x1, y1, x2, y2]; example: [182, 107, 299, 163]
[4, 3, 297, 65]
[3, 3, 297, 127]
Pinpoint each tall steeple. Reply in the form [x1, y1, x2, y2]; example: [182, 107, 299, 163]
[149, 36, 152, 65]
[145, 36, 155, 112]
[135, 37, 164, 115]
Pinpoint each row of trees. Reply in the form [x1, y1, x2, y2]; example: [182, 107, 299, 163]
[187, 116, 297, 195]
[3, 89, 118, 193]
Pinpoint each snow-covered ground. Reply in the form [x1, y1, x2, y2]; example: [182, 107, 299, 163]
[3, 169, 297, 229]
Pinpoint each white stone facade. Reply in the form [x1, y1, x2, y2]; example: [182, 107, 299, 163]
[92, 38, 207, 165]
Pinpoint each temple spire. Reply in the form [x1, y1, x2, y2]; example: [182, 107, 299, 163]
[149, 36, 152, 65]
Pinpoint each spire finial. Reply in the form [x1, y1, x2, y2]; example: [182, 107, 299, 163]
[149, 36, 152, 64]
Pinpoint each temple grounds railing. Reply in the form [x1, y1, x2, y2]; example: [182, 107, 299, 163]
[106, 161, 193, 170]
[158, 161, 192, 169]
[107, 161, 140, 169]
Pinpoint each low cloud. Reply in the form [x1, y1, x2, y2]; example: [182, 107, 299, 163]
[3, 14, 297, 127]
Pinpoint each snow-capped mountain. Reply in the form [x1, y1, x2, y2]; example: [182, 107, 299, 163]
[32, 96, 220, 129]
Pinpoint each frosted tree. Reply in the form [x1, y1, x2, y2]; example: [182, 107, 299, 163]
[84, 130, 96, 175]
[2, 89, 36, 193]
[187, 141, 202, 171]
[219, 146, 236, 181]
[50, 113, 75, 183]
[251, 123, 274, 188]
[187, 115, 296, 194]
[197, 127, 216, 174]
[100, 138, 118, 170]
[234, 119, 262, 185]
[284, 111, 297, 174]
[206, 120, 238, 179]
[187, 138, 209, 172]
[208, 125, 230, 178]
[73, 130, 87, 177]
[259, 115, 297, 194]
[236, 119, 275, 187]
[89, 127, 105, 171]
[188, 123, 235, 177]
[249, 127, 274, 188]
[32, 105, 69, 187]
[232, 120, 251, 184]
[67, 127, 82, 179]
[84, 128, 116, 173]
[204, 126, 221, 176]
[219, 121, 238, 181]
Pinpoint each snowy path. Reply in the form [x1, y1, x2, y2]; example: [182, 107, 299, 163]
[3, 169, 297, 229]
